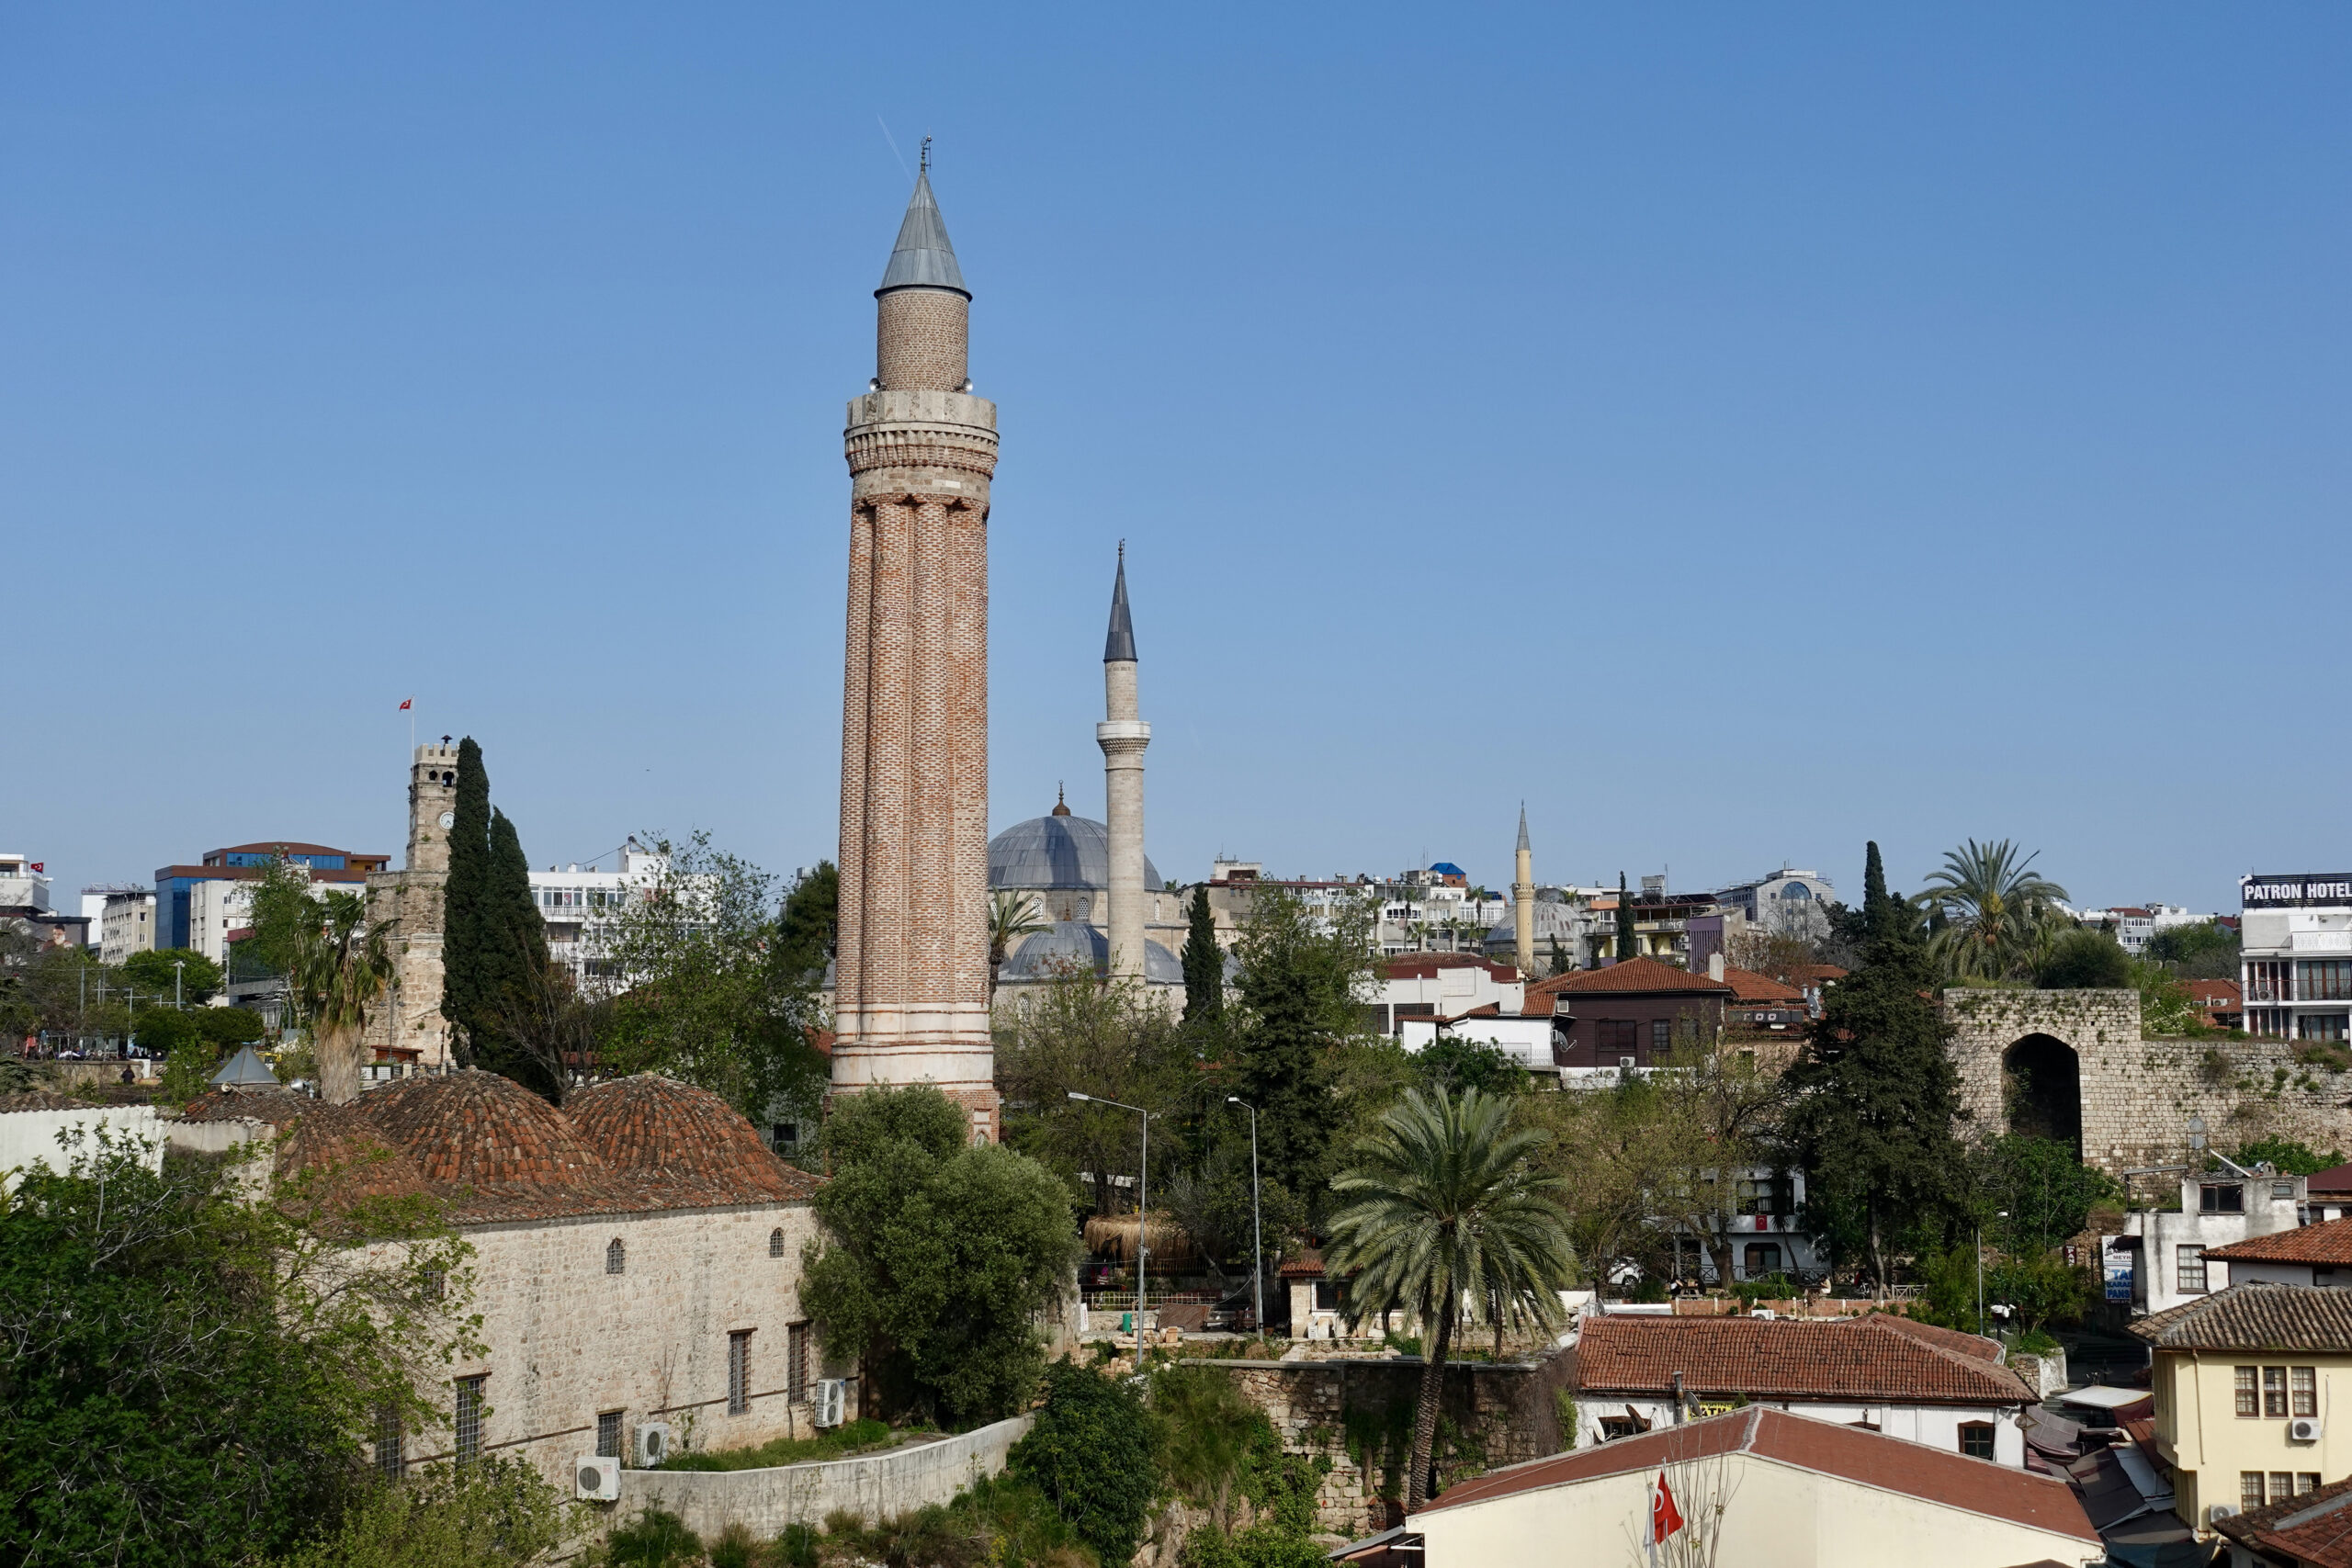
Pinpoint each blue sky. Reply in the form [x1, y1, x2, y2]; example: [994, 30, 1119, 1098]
[5, 5, 2346, 914]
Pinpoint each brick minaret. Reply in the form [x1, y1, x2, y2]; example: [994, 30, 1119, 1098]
[1512, 806, 1535, 976]
[1098, 546, 1149, 983]
[831, 153, 1000, 1143]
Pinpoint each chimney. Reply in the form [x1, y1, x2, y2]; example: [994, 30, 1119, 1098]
[1671, 1371, 1686, 1424]
[1707, 951, 1725, 983]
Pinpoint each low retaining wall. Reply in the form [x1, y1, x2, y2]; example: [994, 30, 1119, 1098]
[613, 1415, 1033, 1538]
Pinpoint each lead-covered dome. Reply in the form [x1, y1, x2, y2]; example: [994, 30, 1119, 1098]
[1000, 920, 1182, 985]
[989, 813, 1161, 893]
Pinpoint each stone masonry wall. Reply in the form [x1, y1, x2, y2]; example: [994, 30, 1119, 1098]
[1944, 989, 2352, 1176]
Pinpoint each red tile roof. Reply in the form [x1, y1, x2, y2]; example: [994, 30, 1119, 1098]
[2208, 1216, 2352, 1266]
[1784, 964, 1849, 985]
[1526, 957, 1734, 1000]
[1574, 1312, 2032, 1404]
[2308, 1162, 2352, 1198]
[0, 1089, 95, 1113]
[1279, 1248, 1326, 1279]
[1721, 965, 1805, 1004]
[1382, 953, 1519, 982]
[2215, 1470, 2352, 1567]
[2131, 1280, 2352, 1350]
[1414, 1405, 2097, 1543]
[570, 1075, 820, 1201]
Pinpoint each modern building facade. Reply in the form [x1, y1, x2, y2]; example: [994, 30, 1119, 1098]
[153, 842, 387, 954]
[92, 886, 154, 964]
[2240, 874, 2352, 1043]
[829, 159, 1000, 1141]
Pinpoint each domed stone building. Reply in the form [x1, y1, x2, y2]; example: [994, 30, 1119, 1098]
[176, 1070, 834, 1482]
[989, 790, 1184, 1002]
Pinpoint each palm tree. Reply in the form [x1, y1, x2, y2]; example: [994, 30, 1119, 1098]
[1917, 839, 2069, 983]
[1324, 1087, 1576, 1510]
[987, 890, 1050, 1000]
[288, 888, 394, 1104]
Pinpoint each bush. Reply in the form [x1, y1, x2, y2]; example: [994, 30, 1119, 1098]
[656, 1417, 900, 1472]
[270, 1460, 575, 1567]
[2038, 931, 2130, 989]
[1415, 1037, 1528, 1097]
[602, 1507, 702, 1568]
[2239, 1136, 2347, 1176]
[1008, 1359, 1162, 1566]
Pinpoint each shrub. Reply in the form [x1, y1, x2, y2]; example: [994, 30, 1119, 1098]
[2038, 931, 2130, 990]
[656, 1417, 898, 1472]
[603, 1507, 702, 1568]
[1008, 1359, 1162, 1566]
[270, 1460, 576, 1568]
[2238, 1136, 2347, 1175]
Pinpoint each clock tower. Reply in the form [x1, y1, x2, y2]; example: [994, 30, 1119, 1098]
[362, 741, 460, 1068]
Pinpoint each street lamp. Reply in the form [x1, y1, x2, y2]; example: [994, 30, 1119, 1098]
[1227, 1097, 1263, 1335]
[172, 959, 185, 1010]
[1071, 1091, 1150, 1370]
[1976, 1210, 2008, 1337]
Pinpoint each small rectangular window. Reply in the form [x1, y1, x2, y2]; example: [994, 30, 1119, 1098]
[2202, 1185, 2245, 1213]
[2238, 1366, 2261, 1417]
[1958, 1423, 1996, 1461]
[2245, 1472, 2268, 1511]
[455, 1376, 486, 1465]
[2177, 1245, 2207, 1294]
[788, 1323, 811, 1404]
[2266, 1366, 2289, 1418]
[374, 1404, 403, 1479]
[2301, 1472, 2323, 1495]
[1651, 1020, 1672, 1054]
[728, 1331, 752, 1416]
[2273, 1472, 2297, 1506]
[597, 1410, 623, 1461]
[2293, 1367, 2317, 1417]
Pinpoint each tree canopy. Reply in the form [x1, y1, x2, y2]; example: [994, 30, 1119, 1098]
[121, 948, 221, 1003]
[2038, 929, 2130, 989]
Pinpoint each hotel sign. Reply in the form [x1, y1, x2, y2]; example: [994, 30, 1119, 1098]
[2242, 874, 2352, 909]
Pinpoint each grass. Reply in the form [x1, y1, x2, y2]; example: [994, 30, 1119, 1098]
[653, 1418, 929, 1472]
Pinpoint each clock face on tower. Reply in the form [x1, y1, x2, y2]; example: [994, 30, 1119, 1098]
[438, 812, 456, 829]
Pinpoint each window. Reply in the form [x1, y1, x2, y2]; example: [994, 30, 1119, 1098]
[1651, 1020, 1672, 1054]
[1736, 1177, 1791, 1217]
[2238, 1366, 2260, 1417]
[2267, 1366, 2289, 1418]
[773, 1122, 799, 1153]
[597, 1411, 623, 1461]
[2245, 1472, 2268, 1511]
[1598, 1020, 1639, 1053]
[606, 1238, 626, 1275]
[2278, 1181, 2300, 1201]
[788, 1322, 811, 1403]
[728, 1331, 752, 1416]
[1743, 1244, 1782, 1279]
[455, 1376, 486, 1465]
[2300, 961, 2352, 1001]
[2301, 1012, 2351, 1043]
[374, 1404, 403, 1479]
[2177, 1245, 2207, 1294]
[1312, 1280, 1347, 1312]
[2293, 1367, 2318, 1418]
[2301, 1473, 2323, 1496]
[2273, 1472, 2297, 1506]
[1599, 1417, 1643, 1442]
[422, 1267, 447, 1302]
[2202, 1184, 2245, 1213]
[2251, 962, 2291, 1003]
[769, 1227, 786, 1258]
[1958, 1423, 1996, 1461]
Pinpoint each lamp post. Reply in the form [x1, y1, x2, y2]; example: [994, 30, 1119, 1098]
[172, 959, 185, 1010]
[1227, 1096, 1263, 1334]
[1976, 1210, 2009, 1337]
[1071, 1091, 1150, 1371]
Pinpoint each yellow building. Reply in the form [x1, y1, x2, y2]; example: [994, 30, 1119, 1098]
[2132, 1281, 2352, 1538]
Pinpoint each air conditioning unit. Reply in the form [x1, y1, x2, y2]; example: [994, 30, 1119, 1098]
[2207, 1503, 2239, 1525]
[575, 1455, 620, 1502]
[1619, 1057, 1636, 1073]
[636, 1422, 673, 1468]
[2291, 1417, 2324, 1443]
[813, 1379, 847, 1429]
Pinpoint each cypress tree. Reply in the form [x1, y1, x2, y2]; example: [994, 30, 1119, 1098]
[772, 862, 840, 991]
[1181, 884, 1222, 1024]
[1614, 873, 1634, 961]
[469, 807, 552, 1095]
[439, 738, 493, 1066]
[1785, 840, 1967, 1291]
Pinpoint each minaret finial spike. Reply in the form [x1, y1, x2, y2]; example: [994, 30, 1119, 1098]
[921, 135, 931, 175]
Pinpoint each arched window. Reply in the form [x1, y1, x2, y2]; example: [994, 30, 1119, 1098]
[768, 1227, 786, 1258]
[605, 1238, 626, 1276]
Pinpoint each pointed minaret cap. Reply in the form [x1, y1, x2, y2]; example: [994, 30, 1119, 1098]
[1103, 541, 1137, 663]
[1517, 804, 1531, 853]
[876, 164, 969, 299]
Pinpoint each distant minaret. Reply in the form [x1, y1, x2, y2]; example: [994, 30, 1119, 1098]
[831, 145, 1001, 1143]
[1098, 545, 1150, 983]
[1512, 806, 1535, 976]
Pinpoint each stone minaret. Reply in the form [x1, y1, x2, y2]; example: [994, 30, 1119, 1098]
[1512, 806, 1535, 976]
[364, 742, 460, 1066]
[1098, 546, 1149, 983]
[831, 152, 1001, 1143]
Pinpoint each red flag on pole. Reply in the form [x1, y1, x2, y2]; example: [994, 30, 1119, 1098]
[1650, 1471, 1685, 1545]
[28, 863, 43, 874]
[398, 697, 413, 710]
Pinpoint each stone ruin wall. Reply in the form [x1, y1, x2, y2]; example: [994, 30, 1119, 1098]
[1943, 988, 2352, 1177]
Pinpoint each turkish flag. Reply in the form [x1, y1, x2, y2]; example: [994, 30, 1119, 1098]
[1651, 1471, 1685, 1544]
[398, 698, 413, 711]
[28, 863, 42, 874]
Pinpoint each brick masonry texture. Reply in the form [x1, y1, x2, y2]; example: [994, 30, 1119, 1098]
[1944, 989, 2352, 1175]
[876, 289, 969, 391]
[364, 746, 459, 1066]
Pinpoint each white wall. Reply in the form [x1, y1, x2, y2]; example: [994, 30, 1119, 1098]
[1576, 1397, 2027, 1468]
[1399, 1015, 1554, 1068]
[0, 1105, 165, 1190]
[616, 1415, 1033, 1536]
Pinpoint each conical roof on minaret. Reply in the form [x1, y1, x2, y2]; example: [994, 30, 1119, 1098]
[1103, 544, 1137, 663]
[876, 169, 970, 299]
[1517, 805, 1531, 853]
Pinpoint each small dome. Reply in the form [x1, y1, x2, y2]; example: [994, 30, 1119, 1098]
[989, 813, 1161, 893]
[1482, 900, 1586, 955]
[277, 1102, 433, 1205]
[365, 1069, 606, 1187]
[569, 1075, 805, 1199]
[1000, 920, 1182, 985]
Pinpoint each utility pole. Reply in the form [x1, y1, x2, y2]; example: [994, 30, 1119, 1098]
[1227, 1097, 1263, 1335]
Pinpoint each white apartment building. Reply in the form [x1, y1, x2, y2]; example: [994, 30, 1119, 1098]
[96, 888, 157, 965]
[2240, 874, 2352, 1043]
[185, 877, 260, 965]
[2067, 901, 2211, 956]
[0, 853, 52, 918]
[527, 841, 667, 990]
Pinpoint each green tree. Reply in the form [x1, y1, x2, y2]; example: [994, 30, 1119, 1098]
[1974, 1134, 2121, 1255]
[467, 807, 549, 1091]
[122, 947, 222, 1004]
[2238, 1136, 2346, 1176]
[1785, 841, 1969, 1291]
[2038, 929, 2130, 989]
[1228, 889, 1368, 1210]
[0, 1129, 477, 1568]
[994, 965, 1185, 1217]
[771, 861, 839, 991]
[801, 1086, 1082, 1425]
[2149, 919, 2241, 980]
[1414, 1036, 1528, 1097]
[1182, 883, 1225, 1024]
[267, 1459, 577, 1568]
[1324, 1087, 1574, 1509]
[1006, 1359, 1162, 1566]
[439, 736, 496, 1063]
[290, 889, 394, 1105]
[1917, 839, 2069, 983]
[1614, 873, 1634, 961]
[987, 890, 1051, 1001]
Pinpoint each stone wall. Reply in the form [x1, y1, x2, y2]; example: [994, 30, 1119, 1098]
[1943, 989, 2352, 1176]
[1177, 1354, 1571, 1540]
[614, 1416, 1031, 1539]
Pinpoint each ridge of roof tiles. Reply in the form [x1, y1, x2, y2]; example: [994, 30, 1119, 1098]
[2131, 1280, 2352, 1349]
[275, 1102, 434, 1205]
[178, 1087, 308, 1127]
[0, 1089, 96, 1113]
[1721, 965, 1806, 1004]
[569, 1074, 820, 1201]
[1527, 956, 1735, 997]
[1573, 1312, 2034, 1404]
[2207, 1214, 2352, 1265]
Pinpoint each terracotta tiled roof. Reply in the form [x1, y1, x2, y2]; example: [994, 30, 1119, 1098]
[1413, 1405, 2098, 1543]
[2309, 1162, 2352, 1198]
[2215, 1470, 2352, 1567]
[1279, 1248, 1326, 1279]
[1784, 964, 1849, 984]
[364, 1071, 606, 1187]
[2207, 1217, 2352, 1266]
[2131, 1281, 2352, 1350]
[1721, 966, 1805, 1004]
[275, 1102, 435, 1205]
[1383, 954, 1518, 982]
[179, 1088, 308, 1127]
[1526, 957, 1734, 1000]
[1574, 1312, 2033, 1404]
[1865, 1312, 2007, 1363]
[570, 1075, 820, 1201]
[0, 1089, 94, 1113]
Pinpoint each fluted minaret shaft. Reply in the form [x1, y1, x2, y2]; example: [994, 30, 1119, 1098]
[1099, 549, 1148, 984]
[1513, 807, 1535, 976]
[832, 164, 1000, 1142]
